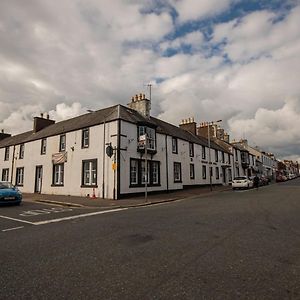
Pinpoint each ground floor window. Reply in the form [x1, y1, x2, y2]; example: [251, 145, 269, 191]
[2, 168, 9, 182]
[202, 165, 206, 179]
[82, 159, 97, 186]
[53, 164, 64, 186]
[174, 162, 182, 183]
[16, 167, 24, 186]
[130, 158, 160, 187]
[190, 164, 195, 179]
[216, 167, 219, 179]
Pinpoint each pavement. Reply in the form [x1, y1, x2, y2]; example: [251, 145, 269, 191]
[23, 185, 231, 209]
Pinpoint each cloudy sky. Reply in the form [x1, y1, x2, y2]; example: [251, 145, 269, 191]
[1, 0, 300, 160]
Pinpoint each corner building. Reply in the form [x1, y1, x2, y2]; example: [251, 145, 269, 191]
[0, 95, 233, 199]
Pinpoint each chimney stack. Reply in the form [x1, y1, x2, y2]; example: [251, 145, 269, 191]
[33, 114, 55, 133]
[0, 129, 11, 141]
[179, 117, 197, 135]
[128, 93, 151, 118]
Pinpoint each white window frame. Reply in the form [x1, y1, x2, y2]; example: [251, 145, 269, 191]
[174, 162, 181, 182]
[59, 134, 66, 152]
[2, 168, 9, 181]
[172, 137, 178, 153]
[19, 144, 24, 159]
[152, 161, 159, 184]
[53, 164, 64, 186]
[41, 138, 47, 155]
[16, 167, 24, 186]
[82, 159, 97, 186]
[82, 128, 89, 148]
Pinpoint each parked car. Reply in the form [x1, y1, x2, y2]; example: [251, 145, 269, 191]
[260, 175, 270, 185]
[0, 181, 22, 206]
[232, 176, 253, 190]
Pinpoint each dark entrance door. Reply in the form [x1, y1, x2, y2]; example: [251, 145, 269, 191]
[35, 166, 43, 193]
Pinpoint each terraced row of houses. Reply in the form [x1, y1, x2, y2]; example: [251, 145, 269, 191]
[0, 94, 296, 199]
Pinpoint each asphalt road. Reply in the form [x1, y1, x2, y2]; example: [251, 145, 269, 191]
[1, 179, 300, 299]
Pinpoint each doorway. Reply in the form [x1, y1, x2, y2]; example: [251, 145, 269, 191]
[35, 165, 43, 193]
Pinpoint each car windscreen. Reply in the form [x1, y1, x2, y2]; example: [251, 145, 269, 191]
[233, 177, 247, 180]
[0, 182, 13, 189]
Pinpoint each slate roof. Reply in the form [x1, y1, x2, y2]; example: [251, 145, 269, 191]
[0, 104, 229, 153]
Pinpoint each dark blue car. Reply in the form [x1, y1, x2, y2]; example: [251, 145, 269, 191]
[0, 181, 22, 206]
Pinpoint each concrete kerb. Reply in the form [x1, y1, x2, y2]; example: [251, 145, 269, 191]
[31, 187, 232, 210]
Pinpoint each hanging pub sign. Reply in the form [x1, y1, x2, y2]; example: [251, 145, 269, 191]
[106, 144, 113, 158]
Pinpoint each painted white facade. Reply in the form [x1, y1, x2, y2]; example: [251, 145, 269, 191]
[0, 104, 234, 199]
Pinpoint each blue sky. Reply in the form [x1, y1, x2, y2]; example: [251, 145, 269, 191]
[0, 0, 300, 160]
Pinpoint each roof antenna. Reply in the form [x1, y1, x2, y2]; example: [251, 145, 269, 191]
[147, 83, 152, 102]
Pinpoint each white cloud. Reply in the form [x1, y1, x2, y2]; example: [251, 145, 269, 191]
[170, 0, 234, 22]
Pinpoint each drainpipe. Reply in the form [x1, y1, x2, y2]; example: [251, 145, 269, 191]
[10, 145, 16, 184]
[102, 120, 106, 199]
[165, 135, 169, 192]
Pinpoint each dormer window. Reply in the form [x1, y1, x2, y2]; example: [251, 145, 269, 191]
[138, 126, 156, 151]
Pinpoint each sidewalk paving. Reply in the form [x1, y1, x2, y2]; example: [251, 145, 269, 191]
[23, 185, 232, 209]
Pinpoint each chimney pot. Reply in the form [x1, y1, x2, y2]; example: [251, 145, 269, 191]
[47, 113, 49, 119]
[1, 129, 4, 133]
[40, 113, 43, 118]
[135, 94, 138, 101]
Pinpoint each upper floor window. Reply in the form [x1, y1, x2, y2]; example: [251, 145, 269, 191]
[4, 147, 9, 161]
[235, 149, 238, 161]
[41, 138, 47, 155]
[59, 134, 66, 152]
[82, 159, 97, 186]
[189, 142, 194, 157]
[215, 149, 218, 162]
[202, 145, 206, 159]
[222, 152, 225, 163]
[82, 128, 89, 148]
[19, 144, 24, 159]
[173, 162, 182, 183]
[138, 126, 156, 151]
[16, 167, 24, 186]
[228, 153, 231, 164]
[2, 168, 9, 181]
[172, 137, 178, 154]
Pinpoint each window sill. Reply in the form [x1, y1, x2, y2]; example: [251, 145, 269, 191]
[129, 184, 161, 188]
[81, 185, 98, 188]
[15, 184, 23, 187]
[51, 184, 64, 187]
[174, 180, 182, 183]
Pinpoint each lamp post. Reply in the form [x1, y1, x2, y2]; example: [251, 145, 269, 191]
[207, 119, 222, 191]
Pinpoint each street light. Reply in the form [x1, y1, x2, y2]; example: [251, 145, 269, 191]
[207, 119, 222, 191]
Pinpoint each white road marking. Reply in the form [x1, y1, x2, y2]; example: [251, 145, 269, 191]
[0, 215, 35, 224]
[2, 226, 24, 232]
[32, 207, 129, 225]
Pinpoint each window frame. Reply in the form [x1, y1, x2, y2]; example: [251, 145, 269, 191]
[2, 168, 9, 181]
[19, 144, 24, 159]
[173, 162, 182, 183]
[202, 165, 207, 179]
[41, 138, 47, 155]
[172, 137, 178, 154]
[82, 128, 90, 148]
[15, 167, 24, 186]
[202, 145, 206, 159]
[129, 158, 161, 187]
[59, 134, 66, 152]
[52, 163, 64, 186]
[4, 146, 9, 161]
[137, 126, 156, 152]
[216, 167, 219, 179]
[189, 142, 194, 157]
[81, 159, 97, 187]
[190, 163, 195, 179]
